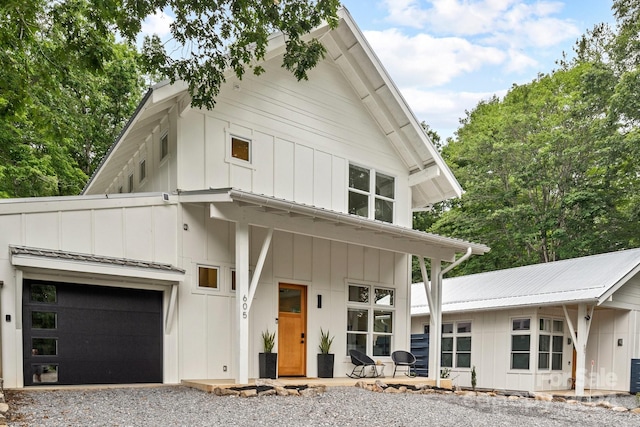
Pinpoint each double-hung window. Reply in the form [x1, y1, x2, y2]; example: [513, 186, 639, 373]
[538, 318, 563, 370]
[348, 164, 395, 223]
[441, 321, 472, 368]
[346, 284, 394, 357]
[511, 318, 531, 370]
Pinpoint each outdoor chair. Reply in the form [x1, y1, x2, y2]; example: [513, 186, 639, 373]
[391, 350, 417, 378]
[347, 349, 381, 378]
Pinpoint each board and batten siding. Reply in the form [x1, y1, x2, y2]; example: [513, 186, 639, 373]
[177, 204, 411, 380]
[176, 57, 412, 227]
[0, 197, 181, 388]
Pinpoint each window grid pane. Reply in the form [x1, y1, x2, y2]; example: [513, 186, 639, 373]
[198, 267, 218, 289]
[231, 137, 250, 161]
[347, 309, 368, 332]
[374, 288, 394, 306]
[349, 164, 370, 191]
[348, 285, 369, 303]
[373, 310, 393, 333]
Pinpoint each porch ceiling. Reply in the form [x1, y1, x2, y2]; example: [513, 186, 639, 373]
[179, 189, 489, 262]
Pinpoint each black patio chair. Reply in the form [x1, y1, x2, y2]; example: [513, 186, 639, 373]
[391, 350, 416, 378]
[347, 349, 381, 378]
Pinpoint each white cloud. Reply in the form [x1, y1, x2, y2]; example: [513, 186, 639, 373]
[141, 10, 174, 37]
[400, 88, 508, 139]
[363, 29, 505, 87]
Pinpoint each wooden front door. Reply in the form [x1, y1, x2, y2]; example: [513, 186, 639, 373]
[278, 283, 307, 377]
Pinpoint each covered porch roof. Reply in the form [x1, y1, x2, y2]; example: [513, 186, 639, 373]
[178, 188, 489, 262]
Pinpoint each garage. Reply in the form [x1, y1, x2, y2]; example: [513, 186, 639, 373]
[23, 279, 163, 386]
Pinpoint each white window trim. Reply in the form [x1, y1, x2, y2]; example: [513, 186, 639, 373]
[537, 317, 564, 372]
[346, 281, 395, 358]
[347, 163, 396, 223]
[225, 130, 255, 169]
[510, 317, 532, 371]
[441, 321, 472, 369]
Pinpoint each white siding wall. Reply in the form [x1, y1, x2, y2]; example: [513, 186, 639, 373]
[177, 205, 411, 380]
[176, 58, 411, 226]
[411, 306, 639, 392]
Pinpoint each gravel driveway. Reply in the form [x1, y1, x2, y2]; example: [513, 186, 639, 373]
[6, 385, 640, 426]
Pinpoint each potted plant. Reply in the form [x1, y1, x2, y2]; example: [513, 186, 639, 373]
[259, 329, 277, 379]
[317, 328, 335, 378]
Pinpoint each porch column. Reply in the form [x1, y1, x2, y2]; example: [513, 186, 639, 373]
[429, 260, 442, 387]
[564, 303, 594, 396]
[235, 221, 250, 384]
[575, 303, 593, 396]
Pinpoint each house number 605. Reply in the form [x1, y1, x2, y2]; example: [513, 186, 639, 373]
[242, 295, 248, 318]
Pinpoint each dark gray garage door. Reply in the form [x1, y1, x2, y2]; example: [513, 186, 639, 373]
[23, 279, 163, 386]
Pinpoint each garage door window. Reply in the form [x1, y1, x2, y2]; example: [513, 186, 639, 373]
[32, 312, 57, 329]
[31, 283, 57, 303]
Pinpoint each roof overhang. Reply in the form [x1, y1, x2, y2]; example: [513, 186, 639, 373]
[10, 245, 185, 284]
[179, 189, 489, 262]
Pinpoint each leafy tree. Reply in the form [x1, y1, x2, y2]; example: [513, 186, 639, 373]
[0, 0, 145, 197]
[427, 61, 633, 275]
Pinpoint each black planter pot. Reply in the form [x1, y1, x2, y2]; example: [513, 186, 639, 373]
[259, 353, 278, 379]
[317, 353, 334, 378]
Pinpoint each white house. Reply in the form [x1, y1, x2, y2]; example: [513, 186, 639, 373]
[411, 248, 640, 396]
[0, 8, 489, 388]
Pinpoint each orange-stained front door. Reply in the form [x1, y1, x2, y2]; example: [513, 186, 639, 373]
[278, 283, 307, 377]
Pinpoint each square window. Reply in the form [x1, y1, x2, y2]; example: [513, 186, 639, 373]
[512, 335, 530, 351]
[348, 191, 369, 217]
[373, 310, 393, 333]
[442, 337, 454, 351]
[347, 309, 369, 332]
[442, 323, 454, 334]
[198, 266, 219, 289]
[231, 137, 250, 162]
[373, 334, 391, 357]
[374, 288, 394, 306]
[456, 352, 471, 368]
[512, 353, 530, 370]
[347, 333, 367, 355]
[553, 320, 563, 333]
[348, 285, 369, 303]
[374, 198, 393, 222]
[160, 133, 169, 160]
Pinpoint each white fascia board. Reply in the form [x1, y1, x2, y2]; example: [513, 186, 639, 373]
[408, 165, 441, 187]
[12, 255, 185, 283]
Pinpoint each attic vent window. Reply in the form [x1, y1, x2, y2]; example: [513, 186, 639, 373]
[348, 164, 395, 223]
[128, 173, 134, 193]
[231, 137, 251, 162]
[139, 160, 146, 182]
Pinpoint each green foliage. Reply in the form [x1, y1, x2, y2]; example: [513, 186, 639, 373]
[440, 367, 450, 379]
[318, 328, 334, 354]
[423, 59, 637, 276]
[138, 0, 341, 109]
[1, 0, 340, 198]
[261, 329, 276, 353]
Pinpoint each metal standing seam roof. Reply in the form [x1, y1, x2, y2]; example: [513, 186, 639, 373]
[10, 245, 185, 274]
[411, 248, 640, 315]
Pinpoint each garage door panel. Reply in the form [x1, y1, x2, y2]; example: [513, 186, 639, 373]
[23, 280, 163, 386]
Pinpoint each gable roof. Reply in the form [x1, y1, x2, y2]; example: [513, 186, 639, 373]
[82, 7, 462, 208]
[411, 248, 640, 315]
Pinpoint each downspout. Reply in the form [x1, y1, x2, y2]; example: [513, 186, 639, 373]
[433, 247, 473, 388]
[440, 247, 473, 277]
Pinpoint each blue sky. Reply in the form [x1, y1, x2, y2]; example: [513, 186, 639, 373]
[141, 1, 616, 140]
